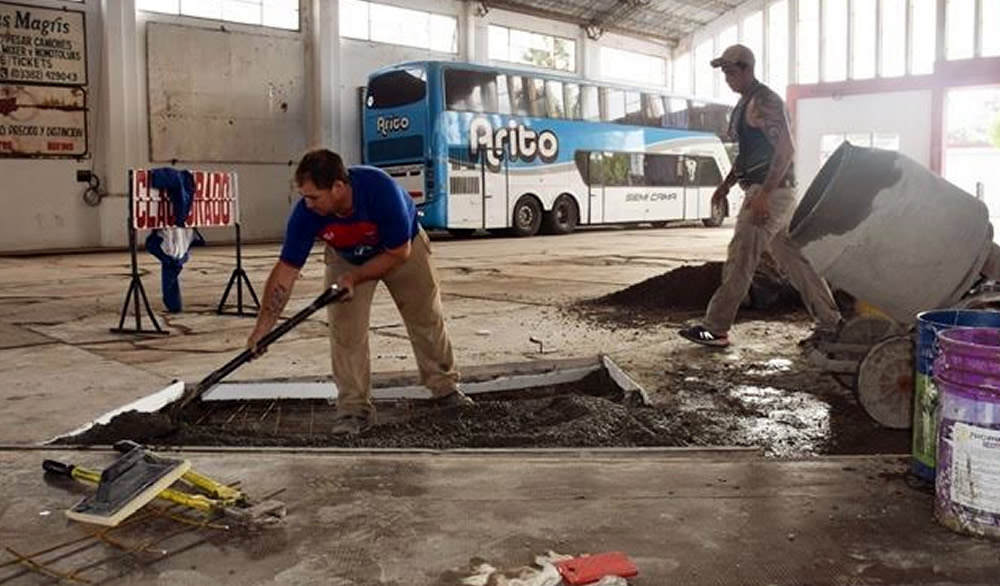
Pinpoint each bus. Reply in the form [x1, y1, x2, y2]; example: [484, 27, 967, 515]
[362, 60, 741, 237]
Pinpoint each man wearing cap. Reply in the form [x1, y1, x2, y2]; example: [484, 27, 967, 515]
[678, 44, 841, 348]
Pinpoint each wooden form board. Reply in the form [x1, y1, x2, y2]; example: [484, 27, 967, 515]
[146, 22, 306, 163]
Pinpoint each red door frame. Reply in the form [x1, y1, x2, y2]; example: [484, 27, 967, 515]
[786, 57, 1000, 174]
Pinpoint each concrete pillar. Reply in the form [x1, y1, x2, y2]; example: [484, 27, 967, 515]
[98, 0, 139, 247]
[307, 0, 339, 151]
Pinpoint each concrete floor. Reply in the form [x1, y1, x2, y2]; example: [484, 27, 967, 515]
[2, 225, 998, 583]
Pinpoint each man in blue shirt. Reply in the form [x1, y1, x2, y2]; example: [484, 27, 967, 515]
[247, 149, 471, 435]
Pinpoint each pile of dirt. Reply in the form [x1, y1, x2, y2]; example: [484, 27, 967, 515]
[573, 258, 809, 327]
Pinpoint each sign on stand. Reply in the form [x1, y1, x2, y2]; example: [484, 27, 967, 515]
[132, 170, 239, 229]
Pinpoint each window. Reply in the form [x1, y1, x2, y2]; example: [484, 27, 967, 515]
[564, 83, 581, 119]
[823, 0, 848, 81]
[767, 0, 789, 95]
[850, 0, 876, 79]
[715, 25, 737, 98]
[581, 86, 600, 121]
[545, 80, 565, 118]
[740, 11, 763, 59]
[488, 25, 575, 72]
[689, 101, 731, 137]
[880, 0, 906, 76]
[687, 156, 724, 186]
[509, 76, 546, 117]
[644, 154, 683, 187]
[599, 47, 667, 86]
[664, 97, 690, 129]
[625, 91, 642, 124]
[340, 0, 456, 53]
[672, 51, 691, 95]
[367, 67, 426, 109]
[641, 93, 666, 127]
[444, 69, 497, 113]
[820, 132, 899, 164]
[983, 0, 1000, 57]
[946, 0, 975, 60]
[797, 0, 819, 83]
[910, 0, 936, 74]
[601, 88, 626, 123]
[137, 0, 299, 30]
[694, 39, 714, 98]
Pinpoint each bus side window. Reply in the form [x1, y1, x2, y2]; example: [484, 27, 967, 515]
[641, 93, 665, 127]
[581, 86, 600, 121]
[444, 69, 497, 113]
[509, 76, 529, 116]
[644, 153, 681, 186]
[528, 78, 546, 117]
[625, 91, 642, 125]
[545, 80, 565, 119]
[601, 152, 630, 186]
[665, 98, 690, 129]
[628, 152, 646, 186]
[601, 88, 625, 123]
[693, 156, 724, 186]
[497, 74, 511, 115]
[564, 83, 581, 120]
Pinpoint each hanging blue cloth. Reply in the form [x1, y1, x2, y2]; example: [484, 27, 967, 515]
[150, 167, 195, 227]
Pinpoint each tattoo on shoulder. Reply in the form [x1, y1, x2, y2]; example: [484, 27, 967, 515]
[752, 91, 790, 146]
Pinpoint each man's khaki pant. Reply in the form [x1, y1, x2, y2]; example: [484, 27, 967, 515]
[323, 229, 459, 415]
[704, 184, 841, 335]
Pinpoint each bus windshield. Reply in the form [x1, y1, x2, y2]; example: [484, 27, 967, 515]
[366, 67, 427, 109]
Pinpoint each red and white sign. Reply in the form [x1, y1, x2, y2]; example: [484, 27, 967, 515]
[132, 169, 239, 230]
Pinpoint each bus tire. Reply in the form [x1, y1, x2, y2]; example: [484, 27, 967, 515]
[542, 195, 579, 235]
[702, 198, 727, 227]
[510, 195, 542, 237]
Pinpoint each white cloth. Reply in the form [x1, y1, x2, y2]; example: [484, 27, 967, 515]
[158, 227, 193, 260]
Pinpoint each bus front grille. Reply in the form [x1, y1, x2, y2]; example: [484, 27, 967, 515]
[449, 176, 480, 194]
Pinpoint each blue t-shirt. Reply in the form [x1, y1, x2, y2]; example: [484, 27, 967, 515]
[279, 166, 419, 267]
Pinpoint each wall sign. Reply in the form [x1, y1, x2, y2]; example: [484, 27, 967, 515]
[0, 2, 87, 85]
[0, 84, 86, 156]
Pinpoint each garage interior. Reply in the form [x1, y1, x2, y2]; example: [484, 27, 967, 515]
[2, 0, 1000, 584]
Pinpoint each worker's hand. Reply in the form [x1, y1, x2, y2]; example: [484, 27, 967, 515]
[747, 191, 771, 225]
[247, 325, 270, 359]
[711, 184, 730, 207]
[335, 273, 357, 302]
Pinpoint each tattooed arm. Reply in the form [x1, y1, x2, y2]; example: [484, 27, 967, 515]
[247, 260, 300, 355]
[748, 89, 795, 196]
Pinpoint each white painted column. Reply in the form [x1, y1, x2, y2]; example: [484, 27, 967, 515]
[307, 0, 339, 150]
[465, 2, 488, 63]
[98, 0, 139, 247]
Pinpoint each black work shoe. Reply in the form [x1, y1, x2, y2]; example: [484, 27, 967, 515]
[429, 389, 474, 407]
[678, 325, 731, 348]
[330, 412, 373, 436]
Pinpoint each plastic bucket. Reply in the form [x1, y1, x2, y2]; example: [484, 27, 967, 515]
[933, 327, 1000, 540]
[912, 310, 1000, 482]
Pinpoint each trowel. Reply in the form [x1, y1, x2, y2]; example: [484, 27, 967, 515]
[168, 284, 348, 414]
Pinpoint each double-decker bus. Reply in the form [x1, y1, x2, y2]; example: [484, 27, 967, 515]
[362, 60, 740, 237]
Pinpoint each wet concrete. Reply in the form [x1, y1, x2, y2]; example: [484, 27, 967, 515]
[1, 449, 997, 585]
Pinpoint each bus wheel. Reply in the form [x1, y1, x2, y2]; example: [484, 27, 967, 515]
[542, 195, 579, 235]
[511, 195, 542, 237]
[702, 198, 727, 227]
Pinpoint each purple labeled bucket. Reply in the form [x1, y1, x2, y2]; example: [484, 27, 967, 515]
[933, 327, 1000, 540]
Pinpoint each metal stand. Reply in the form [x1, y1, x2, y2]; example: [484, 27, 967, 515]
[111, 170, 167, 335]
[216, 222, 260, 316]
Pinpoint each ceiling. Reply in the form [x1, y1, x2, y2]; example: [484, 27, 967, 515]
[472, 0, 744, 46]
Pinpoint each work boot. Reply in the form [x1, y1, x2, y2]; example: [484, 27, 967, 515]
[330, 411, 373, 436]
[429, 389, 474, 408]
